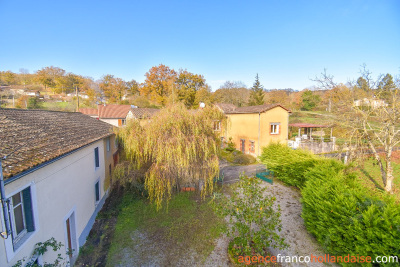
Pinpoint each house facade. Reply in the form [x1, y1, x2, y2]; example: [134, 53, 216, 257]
[80, 105, 160, 127]
[80, 104, 132, 127]
[216, 103, 291, 156]
[0, 109, 118, 266]
[126, 107, 160, 126]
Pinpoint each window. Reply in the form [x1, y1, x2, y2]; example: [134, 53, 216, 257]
[94, 147, 99, 168]
[121, 119, 126, 126]
[106, 137, 110, 152]
[109, 164, 112, 177]
[95, 181, 100, 203]
[213, 121, 221, 131]
[270, 123, 280, 135]
[114, 137, 118, 149]
[240, 139, 245, 153]
[249, 140, 255, 153]
[10, 187, 35, 246]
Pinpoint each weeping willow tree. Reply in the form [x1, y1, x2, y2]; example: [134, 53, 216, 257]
[118, 103, 225, 209]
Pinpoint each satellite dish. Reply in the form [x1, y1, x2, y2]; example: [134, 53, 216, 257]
[199, 102, 206, 108]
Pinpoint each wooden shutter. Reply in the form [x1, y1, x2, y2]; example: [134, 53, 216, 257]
[94, 147, 99, 167]
[95, 182, 100, 202]
[22, 187, 35, 232]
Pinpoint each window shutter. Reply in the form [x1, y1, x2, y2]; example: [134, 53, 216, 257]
[22, 187, 35, 232]
[94, 147, 99, 167]
[95, 182, 100, 202]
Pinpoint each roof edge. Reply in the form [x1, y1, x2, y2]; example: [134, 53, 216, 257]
[4, 133, 113, 185]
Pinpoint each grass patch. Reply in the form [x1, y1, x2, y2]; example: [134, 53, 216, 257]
[107, 192, 225, 266]
[357, 156, 400, 201]
[41, 101, 76, 111]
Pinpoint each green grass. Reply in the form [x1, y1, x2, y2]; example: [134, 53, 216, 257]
[107, 192, 225, 266]
[357, 157, 400, 201]
[41, 101, 76, 111]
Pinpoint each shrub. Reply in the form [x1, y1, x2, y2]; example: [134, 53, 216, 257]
[212, 175, 287, 257]
[220, 148, 256, 165]
[261, 143, 400, 265]
[302, 163, 400, 266]
[232, 154, 256, 165]
[225, 137, 236, 152]
[259, 143, 320, 187]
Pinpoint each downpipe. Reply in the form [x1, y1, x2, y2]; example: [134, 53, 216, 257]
[0, 158, 11, 239]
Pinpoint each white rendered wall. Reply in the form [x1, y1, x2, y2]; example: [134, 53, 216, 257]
[0, 139, 107, 266]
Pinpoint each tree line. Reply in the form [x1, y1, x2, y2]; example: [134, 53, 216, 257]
[0, 65, 398, 112]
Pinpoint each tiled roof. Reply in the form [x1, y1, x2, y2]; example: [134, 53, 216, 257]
[215, 103, 237, 113]
[289, 123, 330, 128]
[79, 107, 98, 116]
[98, 104, 131, 119]
[216, 103, 291, 114]
[130, 108, 160, 119]
[0, 108, 113, 179]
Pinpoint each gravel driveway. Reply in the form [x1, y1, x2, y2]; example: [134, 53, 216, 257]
[210, 162, 335, 267]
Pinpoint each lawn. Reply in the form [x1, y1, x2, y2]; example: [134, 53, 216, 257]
[357, 153, 400, 201]
[106, 191, 225, 266]
[41, 101, 76, 111]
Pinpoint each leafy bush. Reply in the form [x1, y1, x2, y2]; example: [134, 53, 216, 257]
[225, 137, 236, 152]
[259, 143, 320, 187]
[261, 143, 400, 265]
[302, 163, 400, 266]
[212, 175, 287, 257]
[232, 154, 256, 165]
[220, 148, 256, 165]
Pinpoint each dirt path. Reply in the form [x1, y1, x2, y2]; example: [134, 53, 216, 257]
[102, 163, 333, 267]
[214, 163, 335, 267]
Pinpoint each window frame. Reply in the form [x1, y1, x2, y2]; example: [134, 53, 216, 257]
[270, 123, 280, 135]
[213, 120, 221, 131]
[10, 191, 27, 243]
[106, 137, 110, 152]
[249, 140, 255, 153]
[5, 184, 38, 256]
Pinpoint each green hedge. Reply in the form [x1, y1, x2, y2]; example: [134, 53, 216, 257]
[260, 144, 400, 266]
[260, 143, 322, 187]
[302, 163, 400, 266]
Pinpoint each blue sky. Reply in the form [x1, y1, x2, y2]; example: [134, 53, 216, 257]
[0, 0, 399, 90]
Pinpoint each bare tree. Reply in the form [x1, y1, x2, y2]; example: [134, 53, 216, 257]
[314, 67, 400, 193]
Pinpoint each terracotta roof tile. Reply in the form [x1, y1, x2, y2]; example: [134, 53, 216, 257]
[289, 123, 330, 128]
[0, 108, 113, 179]
[79, 107, 98, 116]
[98, 104, 131, 119]
[216, 103, 291, 114]
[215, 103, 237, 113]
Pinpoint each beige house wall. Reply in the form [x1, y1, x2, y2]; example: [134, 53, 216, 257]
[223, 106, 289, 156]
[103, 134, 119, 191]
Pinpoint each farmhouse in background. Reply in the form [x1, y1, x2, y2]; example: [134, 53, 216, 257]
[353, 98, 387, 108]
[216, 103, 291, 156]
[126, 107, 160, 126]
[0, 108, 118, 266]
[79, 104, 132, 127]
[80, 105, 160, 127]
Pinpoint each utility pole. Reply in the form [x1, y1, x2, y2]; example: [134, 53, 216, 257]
[75, 85, 79, 112]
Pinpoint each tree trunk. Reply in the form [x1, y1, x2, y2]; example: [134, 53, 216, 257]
[385, 151, 394, 193]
